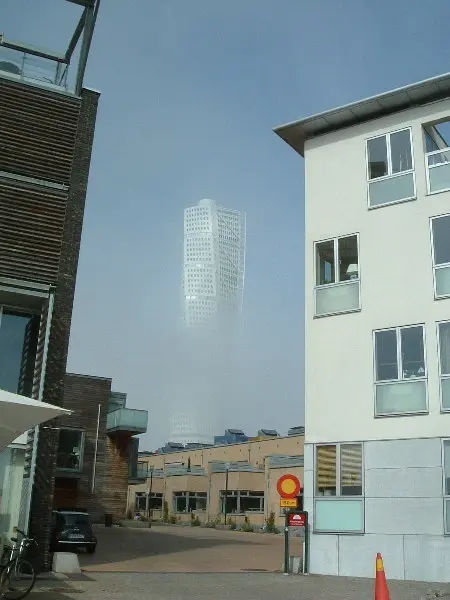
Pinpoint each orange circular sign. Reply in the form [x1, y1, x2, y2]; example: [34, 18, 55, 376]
[277, 474, 301, 499]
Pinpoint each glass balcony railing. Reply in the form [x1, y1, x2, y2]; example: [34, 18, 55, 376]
[0, 47, 68, 89]
[106, 408, 148, 435]
[427, 148, 450, 194]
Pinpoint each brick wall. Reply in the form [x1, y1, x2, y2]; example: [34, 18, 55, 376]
[25, 86, 100, 570]
[54, 374, 111, 520]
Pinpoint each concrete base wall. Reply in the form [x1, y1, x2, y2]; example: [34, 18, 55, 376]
[305, 438, 450, 582]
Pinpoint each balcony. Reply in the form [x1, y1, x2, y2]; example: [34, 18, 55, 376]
[107, 408, 148, 436]
[427, 148, 450, 194]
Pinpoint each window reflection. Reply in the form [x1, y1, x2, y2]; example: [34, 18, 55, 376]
[0, 310, 39, 396]
[57, 429, 84, 471]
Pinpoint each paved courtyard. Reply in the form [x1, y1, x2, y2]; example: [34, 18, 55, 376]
[31, 572, 450, 600]
[29, 525, 450, 599]
[79, 524, 286, 573]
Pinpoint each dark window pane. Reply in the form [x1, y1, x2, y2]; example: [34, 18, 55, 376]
[220, 492, 238, 514]
[340, 444, 363, 496]
[0, 311, 38, 395]
[57, 430, 83, 471]
[401, 326, 425, 378]
[367, 136, 388, 179]
[240, 494, 264, 512]
[439, 322, 450, 375]
[316, 240, 335, 285]
[390, 130, 412, 173]
[316, 445, 336, 496]
[375, 330, 398, 381]
[433, 216, 450, 266]
[338, 235, 358, 281]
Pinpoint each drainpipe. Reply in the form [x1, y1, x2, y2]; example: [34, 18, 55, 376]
[91, 404, 101, 493]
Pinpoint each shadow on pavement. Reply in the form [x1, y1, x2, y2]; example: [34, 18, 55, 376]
[79, 526, 259, 568]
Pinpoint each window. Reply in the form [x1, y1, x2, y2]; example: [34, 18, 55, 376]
[173, 492, 207, 513]
[314, 234, 360, 316]
[56, 429, 84, 471]
[220, 490, 264, 514]
[438, 322, 450, 411]
[374, 325, 427, 416]
[135, 492, 147, 512]
[314, 443, 363, 533]
[425, 121, 450, 194]
[431, 215, 450, 298]
[135, 492, 163, 512]
[0, 308, 40, 396]
[366, 128, 415, 207]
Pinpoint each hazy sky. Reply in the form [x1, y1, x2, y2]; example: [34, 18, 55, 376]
[4, 0, 450, 449]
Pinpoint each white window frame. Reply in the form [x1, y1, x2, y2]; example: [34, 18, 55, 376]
[313, 443, 364, 534]
[373, 324, 428, 417]
[220, 490, 265, 514]
[437, 320, 450, 413]
[424, 123, 450, 196]
[173, 491, 207, 513]
[442, 439, 450, 535]
[366, 127, 416, 209]
[430, 214, 450, 300]
[313, 233, 361, 317]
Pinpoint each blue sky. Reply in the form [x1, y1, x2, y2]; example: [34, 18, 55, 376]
[4, 0, 450, 448]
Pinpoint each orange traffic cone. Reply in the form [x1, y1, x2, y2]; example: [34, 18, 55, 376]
[374, 553, 390, 600]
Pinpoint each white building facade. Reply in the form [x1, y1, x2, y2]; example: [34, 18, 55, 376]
[170, 199, 246, 445]
[276, 73, 450, 582]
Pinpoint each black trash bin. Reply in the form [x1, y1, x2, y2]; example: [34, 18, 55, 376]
[104, 513, 113, 527]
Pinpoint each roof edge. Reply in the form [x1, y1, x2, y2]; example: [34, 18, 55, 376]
[274, 71, 450, 156]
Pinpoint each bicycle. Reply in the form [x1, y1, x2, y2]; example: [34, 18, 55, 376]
[0, 529, 37, 600]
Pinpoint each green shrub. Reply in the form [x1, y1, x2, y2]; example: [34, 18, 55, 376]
[265, 511, 278, 534]
[241, 517, 254, 532]
[191, 515, 201, 527]
[163, 501, 169, 523]
[169, 514, 177, 524]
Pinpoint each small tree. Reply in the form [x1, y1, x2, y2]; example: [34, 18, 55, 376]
[163, 501, 169, 523]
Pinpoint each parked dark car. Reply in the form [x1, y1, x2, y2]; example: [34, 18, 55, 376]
[51, 509, 97, 554]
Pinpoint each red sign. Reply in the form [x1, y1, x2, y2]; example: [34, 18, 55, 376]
[288, 513, 307, 527]
[277, 474, 301, 499]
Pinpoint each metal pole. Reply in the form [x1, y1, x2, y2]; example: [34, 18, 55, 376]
[91, 404, 101, 493]
[284, 512, 290, 574]
[304, 513, 309, 574]
[223, 467, 229, 524]
[148, 468, 154, 524]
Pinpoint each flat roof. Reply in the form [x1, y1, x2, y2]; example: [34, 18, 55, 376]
[274, 72, 450, 157]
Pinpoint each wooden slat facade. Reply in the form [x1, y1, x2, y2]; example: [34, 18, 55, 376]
[0, 181, 66, 284]
[0, 74, 101, 570]
[0, 80, 80, 185]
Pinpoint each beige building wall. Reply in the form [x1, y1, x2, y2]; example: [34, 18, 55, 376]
[128, 435, 304, 528]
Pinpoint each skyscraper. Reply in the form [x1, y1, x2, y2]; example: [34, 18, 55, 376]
[169, 199, 246, 445]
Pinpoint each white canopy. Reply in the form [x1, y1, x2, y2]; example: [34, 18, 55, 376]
[0, 389, 71, 452]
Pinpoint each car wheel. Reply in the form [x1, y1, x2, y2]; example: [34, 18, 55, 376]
[86, 546, 96, 554]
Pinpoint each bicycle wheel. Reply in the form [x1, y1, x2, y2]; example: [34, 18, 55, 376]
[0, 559, 36, 600]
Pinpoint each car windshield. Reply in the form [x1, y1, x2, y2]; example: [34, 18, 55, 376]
[60, 514, 90, 527]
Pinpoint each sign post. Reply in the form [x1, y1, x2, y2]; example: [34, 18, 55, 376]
[285, 511, 309, 574]
[277, 475, 305, 574]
